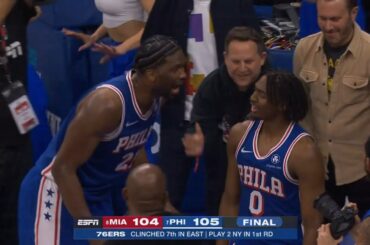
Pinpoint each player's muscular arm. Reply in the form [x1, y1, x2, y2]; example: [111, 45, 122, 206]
[132, 147, 149, 168]
[0, 0, 16, 24]
[217, 121, 249, 245]
[51, 88, 122, 218]
[289, 137, 325, 245]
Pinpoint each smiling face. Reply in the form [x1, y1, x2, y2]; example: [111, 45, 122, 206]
[317, 0, 357, 48]
[152, 49, 187, 98]
[249, 75, 280, 121]
[224, 40, 266, 92]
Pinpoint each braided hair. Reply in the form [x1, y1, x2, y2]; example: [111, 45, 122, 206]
[134, 35, 182, 73]
[265, 72, 308, 122]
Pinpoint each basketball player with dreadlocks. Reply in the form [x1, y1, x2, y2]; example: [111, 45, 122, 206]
[18, 35, 187, 245]
[218, 72, 325, 245]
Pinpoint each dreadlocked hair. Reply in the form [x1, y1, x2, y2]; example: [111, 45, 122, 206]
[134, 35, 181, 73]
[265, 71, 308, 122]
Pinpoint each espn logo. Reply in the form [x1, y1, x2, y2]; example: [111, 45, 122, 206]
[75, 218, 102, 228]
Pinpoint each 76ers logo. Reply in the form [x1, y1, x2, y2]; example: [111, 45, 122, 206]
[271, 154, 280, 164]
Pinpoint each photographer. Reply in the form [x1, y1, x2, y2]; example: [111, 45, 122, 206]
[317, 136, 370, 245]
[317, 204, 369, 245]
[317, 223, 343, 245]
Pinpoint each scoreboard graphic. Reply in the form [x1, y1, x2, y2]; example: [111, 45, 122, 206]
[74, 216, 298, 240]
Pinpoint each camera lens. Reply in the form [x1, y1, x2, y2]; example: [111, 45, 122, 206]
[314, 193, 342, 220]
[314, 193, 356, 239]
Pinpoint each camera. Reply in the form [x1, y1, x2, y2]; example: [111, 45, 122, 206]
[314, 192, 357, 239]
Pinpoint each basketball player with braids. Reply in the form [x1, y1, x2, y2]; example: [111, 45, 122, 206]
[18, 35, 187, 245]
[218, 72, 325, 245]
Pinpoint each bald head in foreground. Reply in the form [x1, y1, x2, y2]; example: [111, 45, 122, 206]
[123, 163, 168, 216]
[105, 164, 203, 245]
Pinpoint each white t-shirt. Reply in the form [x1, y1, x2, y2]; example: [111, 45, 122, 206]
[184, 0, 218, 120]
[95, 0, 147, 28]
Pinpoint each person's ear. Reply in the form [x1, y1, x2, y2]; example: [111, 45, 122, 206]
[163, 191, 169, 204]
[350, 6, 358, 22]
[365, 158, 370, 175]
[145, 69, 157, 82]
[260, 51, 267, 66]
[278, 104, 286, 112]
[122, 187, 129, 201]
[223, 50, 227, 61]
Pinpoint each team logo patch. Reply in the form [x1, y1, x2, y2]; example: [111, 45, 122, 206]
[271, 154, 280, 164]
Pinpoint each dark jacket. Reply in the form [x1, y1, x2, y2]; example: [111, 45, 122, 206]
[142, 0, 260, 128]
[191, 64, 254, 182]
[191, 64, 254, 127]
